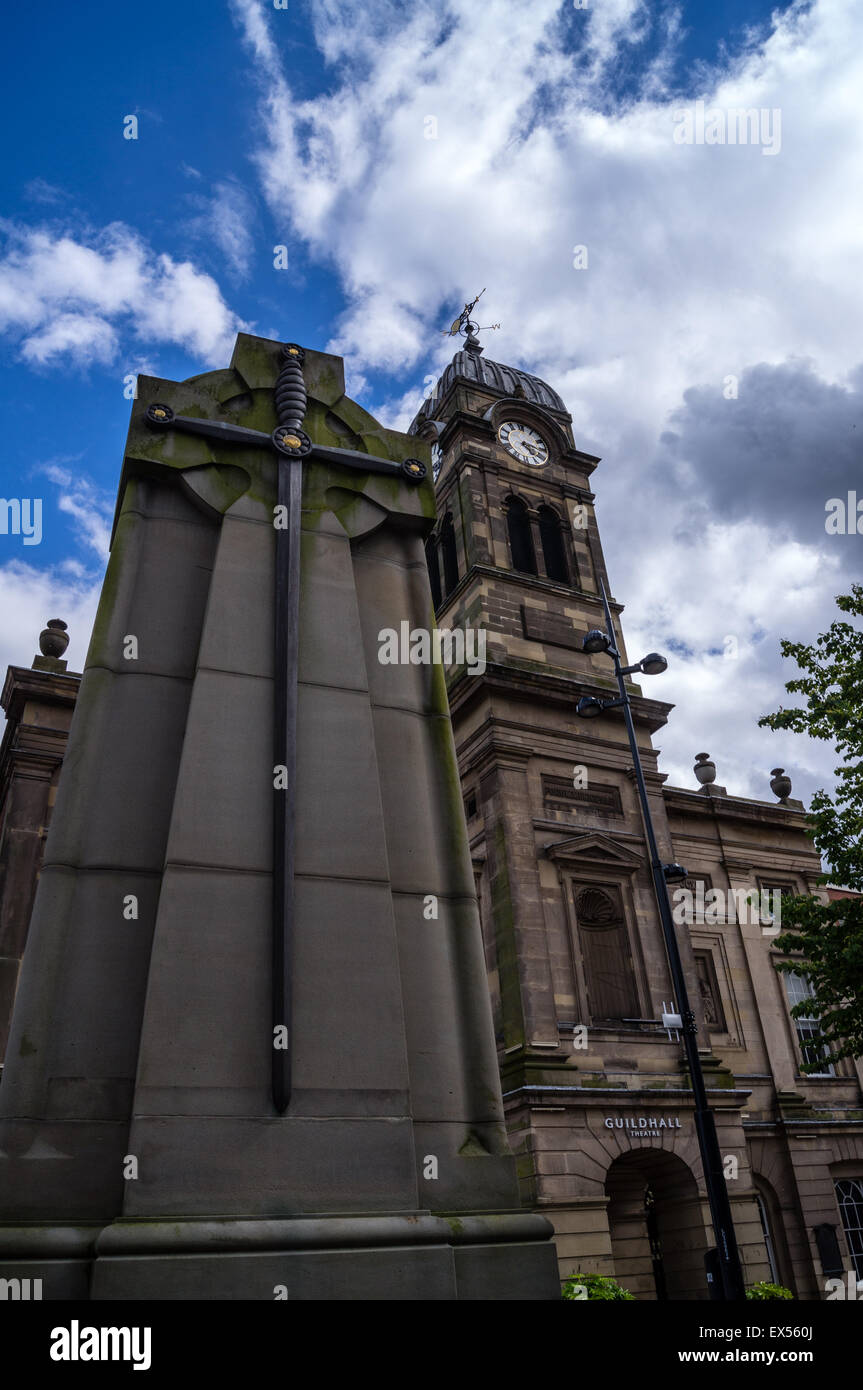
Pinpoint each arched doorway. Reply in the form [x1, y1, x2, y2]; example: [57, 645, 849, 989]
[606, 1149, 708, 1300]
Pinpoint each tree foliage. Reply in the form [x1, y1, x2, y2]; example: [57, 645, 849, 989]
[758, 585, 863, 1071]
[562, 1273, 635, 1300]
[746, 1281, 794, 1301]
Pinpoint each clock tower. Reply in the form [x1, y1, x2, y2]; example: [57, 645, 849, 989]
[409, 329, 737, 1293]
[410, 326, 685, 1046]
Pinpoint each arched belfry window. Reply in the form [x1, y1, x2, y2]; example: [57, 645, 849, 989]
[574, 885, 639, 1022]
[425, 534, 442, 609]
[505, 496, 536, 575]
[440, 512, 459, 597]
[538, 505, 569, 584]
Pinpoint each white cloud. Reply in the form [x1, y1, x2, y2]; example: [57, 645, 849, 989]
[0, 560, 101, 686]
[0, 468, 114, 729]
[185, 180, 257, 278]
[0, 222, 249, 366]
[21, 313, 117, 366]
[228, 0, 861, 804]
[621, 519, 845, 804]
[41, 465, 113, 563]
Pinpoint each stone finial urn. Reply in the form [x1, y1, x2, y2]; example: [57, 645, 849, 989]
[694, 752, 716, 786]
[38, 619, 69, 660]
[770, 767, 792, 800]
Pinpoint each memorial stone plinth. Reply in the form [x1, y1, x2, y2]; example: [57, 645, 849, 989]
[0, 332, 559, 1300]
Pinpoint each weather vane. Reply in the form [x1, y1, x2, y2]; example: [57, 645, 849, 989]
[440, 288, 500, 339]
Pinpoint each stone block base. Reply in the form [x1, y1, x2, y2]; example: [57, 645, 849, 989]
[0, 1213, 561, 1301]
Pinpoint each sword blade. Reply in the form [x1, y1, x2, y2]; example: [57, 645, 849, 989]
[272, 457, 302, 1114]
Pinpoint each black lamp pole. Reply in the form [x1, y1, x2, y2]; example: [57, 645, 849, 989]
[581, 580, 746, 1301]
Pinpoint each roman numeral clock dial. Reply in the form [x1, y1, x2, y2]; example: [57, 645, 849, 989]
[498, 420, 548, 466]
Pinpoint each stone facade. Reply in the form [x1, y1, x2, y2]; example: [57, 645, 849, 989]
[411, 339, 863, 1300]
[0, 636, 79, 1067]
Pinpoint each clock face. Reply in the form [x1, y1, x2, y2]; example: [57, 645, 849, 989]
[498, 420, 548, 466]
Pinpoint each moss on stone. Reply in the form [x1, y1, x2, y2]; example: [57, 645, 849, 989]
[489, 821, 525, 1050]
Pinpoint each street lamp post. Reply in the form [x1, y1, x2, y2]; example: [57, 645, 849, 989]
[576, 580, 746, 1302]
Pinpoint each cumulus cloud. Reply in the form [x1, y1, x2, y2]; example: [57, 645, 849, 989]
[620, 518, 844, 798]
[226, 0, 860, 805]
[0, 221, 249, 367]
[22, 313, 118, 366]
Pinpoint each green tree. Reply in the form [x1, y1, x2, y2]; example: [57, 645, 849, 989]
[562, 1273, 635, 1300]
[758, 584, 863, 1071]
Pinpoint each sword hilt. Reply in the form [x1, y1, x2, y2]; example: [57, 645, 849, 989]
[275, 343, 307, 431]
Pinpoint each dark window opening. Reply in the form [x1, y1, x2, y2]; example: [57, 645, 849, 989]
[538, 504, 569, 583]
[465, 791, 478, 820]
[505, 496, 536, 575]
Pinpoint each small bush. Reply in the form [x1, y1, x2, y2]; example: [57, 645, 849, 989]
[562, 1273, 635, 1301]
[746, 1281, 794, 1301]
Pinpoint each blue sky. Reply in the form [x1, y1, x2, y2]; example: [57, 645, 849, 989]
[1, 0, 858, 804]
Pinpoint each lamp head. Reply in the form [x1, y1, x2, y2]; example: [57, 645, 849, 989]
[576, 696, 605, 719]
[662, 862, 688, 883]
[640, 652, 668, 676]
[582, 629, 610, 655]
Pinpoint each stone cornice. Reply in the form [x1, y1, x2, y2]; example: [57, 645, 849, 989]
[434, 562, 615, 620]
[502, 1083, 752, 1110]
[662, 783, 810, 829]
[1, 664, 81, 723]
[467, 738, 534, 779]
[447, 659, 673, 733]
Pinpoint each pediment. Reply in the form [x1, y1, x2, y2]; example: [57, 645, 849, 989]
[543, 832, 644, 869]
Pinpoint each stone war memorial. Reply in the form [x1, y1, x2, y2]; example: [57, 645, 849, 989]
[0, 332, 560, 1300]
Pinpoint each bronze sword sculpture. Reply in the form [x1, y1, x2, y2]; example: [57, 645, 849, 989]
[145, 343, 427, 1113]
